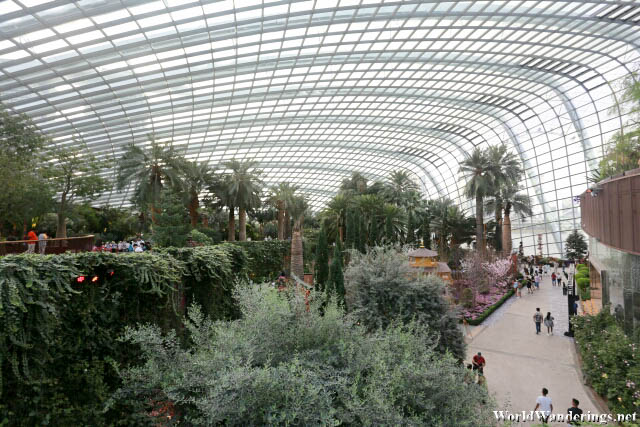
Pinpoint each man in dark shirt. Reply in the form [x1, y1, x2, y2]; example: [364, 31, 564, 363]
[567, 398, 583, 425]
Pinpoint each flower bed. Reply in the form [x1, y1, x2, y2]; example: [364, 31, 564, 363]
[461, 288, 515, 326]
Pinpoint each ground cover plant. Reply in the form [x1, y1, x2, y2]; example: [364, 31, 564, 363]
[118, 284, 494, 426]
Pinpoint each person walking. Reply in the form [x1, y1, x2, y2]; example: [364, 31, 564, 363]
[544, 312, 554, 335]
[37, 231, 48, 255]
[472, 351, 486, 374]
[551, 272, 557, 287]
[533, 308, 543, 334]
[535, 273, 541, 290]
[567, 398, 583, 425]
[526, 276, 533, 294]
[534, 387, 553, 424]
[513, 279, 520, 297]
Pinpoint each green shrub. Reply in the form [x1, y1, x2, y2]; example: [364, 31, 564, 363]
[577, 277, 591, 291]
[580, 287, 591, 300]
[188, 229, 213, 245]
[118, 285, 494, 425]
[344, 247, 465, 360]
[230, 240, 289, 282]
[0, 247, 248, 425]
[576, 263, 587, 270]
[461, 288, 475, 309]
[573, 310, 640, 415]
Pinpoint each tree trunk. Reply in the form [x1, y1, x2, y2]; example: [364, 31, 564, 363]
[202, 215, 209, 228]
[503, 214, 512, 256]
[291, 230, 304, 281]
[476, 193, 484, 252]
[284, 210, 291, 239]
[276, 200, 285, 240]
[495, 207, 503, 255]
[189, 193, 199, 227]
[56, 212, 67, 238]
[239, 207, 247, 241]
[227, 206, 235, 241]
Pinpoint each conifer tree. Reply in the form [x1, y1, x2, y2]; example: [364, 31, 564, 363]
[315, 225, 329, 292]
[406, 210, 415, 244]
[385, 214, 393, 244]
[358, 215, 367, 253]
[422, 217, 431, 249]
[369, 217, 379, 246]
[565, 230, 588, 260]
[346, 209, 357, 249]
[327, 240, 345, 306]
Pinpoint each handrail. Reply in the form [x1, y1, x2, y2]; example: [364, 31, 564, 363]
[0, 235, 95, 255]
[0, 235, 96, 245]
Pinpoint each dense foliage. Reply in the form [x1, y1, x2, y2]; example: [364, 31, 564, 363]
[573, 309, 640, 415]
[230, 240, 289, 282]
[118, 285, 493, 426]
[0, 247, 249, 425]
[343, 247, 465, 360]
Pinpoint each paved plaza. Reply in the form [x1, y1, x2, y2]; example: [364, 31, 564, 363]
[466, 273, 607, 425]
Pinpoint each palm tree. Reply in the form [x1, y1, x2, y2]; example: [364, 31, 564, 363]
[268, 182, 299, 240]
[384, 170, 418, 206]
[320, 194, 349, 243]
[223, 159, 263, 241]
[288, 195, 308, 280]
[500, 186, 532, 255]
[459, 144, 521, 252]
[382, 203, 404, 243]
[486, 144, 522, 252]
[459, 147, 492, 250]
[116, 135, 183, 223]
[429, 198, 475, 260]
[178, 160, 216, 227]
[208, 173, 236, 241]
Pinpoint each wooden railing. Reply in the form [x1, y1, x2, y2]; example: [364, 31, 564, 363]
[0, 235, 95, 256]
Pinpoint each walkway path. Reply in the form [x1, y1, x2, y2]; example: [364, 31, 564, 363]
[466, 272, 606, 425]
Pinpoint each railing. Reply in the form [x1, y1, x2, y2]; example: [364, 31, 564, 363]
[0, 235, 95, 256]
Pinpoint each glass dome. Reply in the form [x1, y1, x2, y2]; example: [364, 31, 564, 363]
[1, 0, 638, 255]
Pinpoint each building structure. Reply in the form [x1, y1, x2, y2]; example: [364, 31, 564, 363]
[580, 168, 640, 333]
[408, 246, 452, 284]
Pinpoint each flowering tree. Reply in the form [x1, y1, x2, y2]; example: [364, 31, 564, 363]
[483, 258, 513, 289]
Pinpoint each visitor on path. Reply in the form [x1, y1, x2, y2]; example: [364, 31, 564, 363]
[526, 277, 533, 294]
[37, 231, 48, 255]
[544, 312, 554, 335]
[535, 273, 541, 290]
[513, 280, 520, 297]
[534, 387, 553, 424]
[472, 351, 485, 374]
[567, 398, 583, 425]
[26, 229, 38, 254]
[534, 308, 543, 334]
[551, 272, 557, 286]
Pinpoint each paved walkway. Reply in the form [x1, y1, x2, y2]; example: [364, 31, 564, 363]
[466, 272, 606, 425]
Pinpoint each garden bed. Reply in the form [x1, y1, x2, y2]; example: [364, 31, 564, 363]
[461, 289, 515, 326]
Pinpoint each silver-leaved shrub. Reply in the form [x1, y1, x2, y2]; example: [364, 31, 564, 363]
[117, 284, 493, 426]
[344, 247, 466, 360]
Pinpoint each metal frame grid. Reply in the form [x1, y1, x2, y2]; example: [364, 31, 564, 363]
[1, 0, 639, 255]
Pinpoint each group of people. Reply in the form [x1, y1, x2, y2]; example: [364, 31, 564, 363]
[24, 229, 48, 255]
[92, 239, 150, 253]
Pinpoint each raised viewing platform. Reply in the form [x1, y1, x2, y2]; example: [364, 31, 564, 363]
[580, 167, 640, 256]
[0, 235, 95, 256]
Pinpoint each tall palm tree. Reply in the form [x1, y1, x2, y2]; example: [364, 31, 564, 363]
[499, 185, 532, 255]
[268, 182, 299, 240]
[208, 173, 236, 241]
[486, 144, 522, 252]
[288, 195, 308, 280]
[429, 198, 475, 260]
[223, 159, 263, 241]
[116, 135, 183, 223]
[459, 147, 492, 250]
[178, 160, 216, 227]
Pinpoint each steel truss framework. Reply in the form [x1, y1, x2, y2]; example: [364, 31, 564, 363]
[1, 0, 639, 255]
